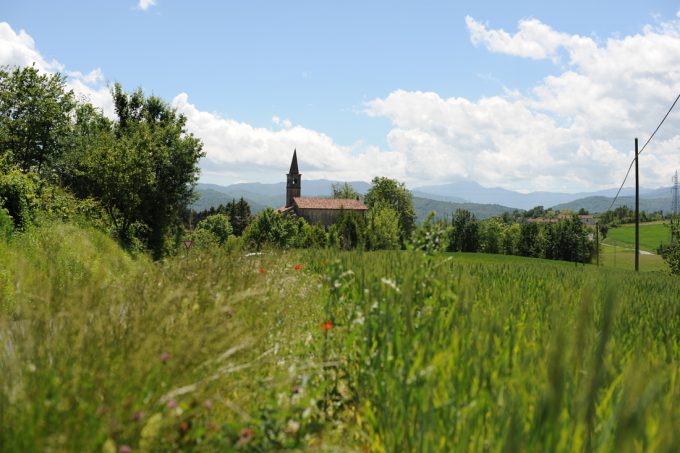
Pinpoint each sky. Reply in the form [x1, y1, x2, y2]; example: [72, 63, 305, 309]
[2, 0, 680, 192]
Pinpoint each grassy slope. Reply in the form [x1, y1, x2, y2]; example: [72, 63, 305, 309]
[603, 221, 671, 251]
[598, 222, 670, 272]
[0, 223, 347, 451]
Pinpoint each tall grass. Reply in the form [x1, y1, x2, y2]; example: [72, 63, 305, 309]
[308, 250, 680, 451]
[0, 222, 342, 451]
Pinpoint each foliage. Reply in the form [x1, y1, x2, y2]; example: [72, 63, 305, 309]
[73, 84, 204, 258]
[332, 182, 360, 200]
[448, 209, 480, 252]
[0, 168, 39, 228]
[190, 197, 252, 236]
[303, 222, 328, 248]
[662, 220, 680, 274]
[0, 65, 76, 173]
[410, 212, 448, 254]
[195, 213, 232, 245]
[0, 207, 13, 240]
[364, 176, 415, 245]
[242, 208, 307, 249]
[480, 217, 503, 254]
[328, 210, 365, 250]
[365, 203, 400, 250]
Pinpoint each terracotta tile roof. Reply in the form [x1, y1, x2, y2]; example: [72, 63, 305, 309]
[293, 197, 368, 210]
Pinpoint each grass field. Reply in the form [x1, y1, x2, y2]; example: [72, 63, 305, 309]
[2, 222, 679, 451]
[603, 221, 672, 252]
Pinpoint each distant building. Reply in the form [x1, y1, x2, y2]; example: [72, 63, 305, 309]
[277, 150, 367, 226]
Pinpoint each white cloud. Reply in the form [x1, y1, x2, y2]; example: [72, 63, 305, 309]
[173, 93, 405, 184]
[137, 0, 156, 11]
[2, 15, 680, 192]
[0, 22, 115, 117]
[358, 14, 680, 191]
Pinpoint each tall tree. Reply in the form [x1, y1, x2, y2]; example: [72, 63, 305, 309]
[332, 182, 360, 200]
[364, 176, 415, 245]
[85, 84, 204, 257]
[0, 65, 76, 174]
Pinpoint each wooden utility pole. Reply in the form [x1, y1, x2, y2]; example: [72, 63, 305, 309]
[595, 221, 599, 267]
[635, 138, 640, 272]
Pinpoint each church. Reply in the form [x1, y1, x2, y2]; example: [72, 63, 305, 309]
[277, 150, 367, 226]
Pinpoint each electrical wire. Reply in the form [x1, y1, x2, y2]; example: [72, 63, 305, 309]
[607, 93, 680, 211]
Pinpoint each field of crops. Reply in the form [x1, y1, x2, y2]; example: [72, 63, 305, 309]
[2, 223, 680, 451]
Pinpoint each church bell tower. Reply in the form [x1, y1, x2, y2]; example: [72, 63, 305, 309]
[286, 149, 301, 207]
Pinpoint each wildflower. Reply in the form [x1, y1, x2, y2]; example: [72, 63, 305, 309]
[285, 419, 300, 435]
[321, 320, 332, 331]
[159, 352, 171, 364]
[292, 385, 300, 394]
[119, 446, 132, 453]
[258, 267, 266, 273]
[294, 264, 301, 270]
[203, 399, 213, 410]
[132, 410, 145, 421]
[180, 421, 190, 434]
[236, 427, 255, 447]
[167, 399, 178, 410]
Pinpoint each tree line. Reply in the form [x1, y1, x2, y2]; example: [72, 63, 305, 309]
[0, 65, 204, 258]
[0, 64, 597, 265]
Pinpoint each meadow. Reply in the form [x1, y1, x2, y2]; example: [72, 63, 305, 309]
[1, 222, 680, 451]
[603, 222, 672, 252]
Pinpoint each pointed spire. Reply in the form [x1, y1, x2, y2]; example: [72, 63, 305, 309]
[288, 149, 299, 174]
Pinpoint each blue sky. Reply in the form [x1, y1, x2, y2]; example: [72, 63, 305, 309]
[2, 1, 680, 191]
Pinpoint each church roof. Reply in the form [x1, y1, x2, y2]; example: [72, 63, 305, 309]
[288, 149, 299, 174]
[293, 197, 368, 210]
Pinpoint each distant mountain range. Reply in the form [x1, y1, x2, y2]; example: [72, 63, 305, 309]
[192, 179, 676, 219]
[414, 180, 674, 211]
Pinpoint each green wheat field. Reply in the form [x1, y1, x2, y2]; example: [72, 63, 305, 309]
[1, 223, 679, 451]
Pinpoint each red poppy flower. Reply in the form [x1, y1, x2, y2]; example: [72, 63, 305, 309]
[321, 320, 332, 331]
[258, 267, 265, 273]
[294, 264, 301, 270]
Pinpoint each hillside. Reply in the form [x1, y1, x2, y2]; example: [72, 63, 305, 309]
[413, 196, 518, 220]
[551, 195, 673, 213]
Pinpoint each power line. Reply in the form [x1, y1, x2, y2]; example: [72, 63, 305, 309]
[607, 93, 680, 211]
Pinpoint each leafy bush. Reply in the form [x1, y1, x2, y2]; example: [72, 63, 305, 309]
[0, 168, 38, 228]
[195, 213, 232, 244]
[0, 207, 13, 240]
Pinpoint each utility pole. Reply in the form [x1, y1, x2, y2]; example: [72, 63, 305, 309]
[673, 171, 679, 216]
[635, 138, 640, 273]
[595, 221, 599, 267]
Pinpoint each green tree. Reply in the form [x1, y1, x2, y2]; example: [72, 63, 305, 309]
[364, 177, 415, 245]
[517, 221, 540, 257]
[332, 182, 360, 200]
[196, 213, 233, 245]
[328, 210, 365, 250]
[480, 218, 503, 254]
[82, 84, 204, 258]
[448, 209, 480, 252]
[226, 197, 251, 236]
[0, 65, 76, 174]
[366, 203, 400, 250]
[242, 208, 307, 249]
